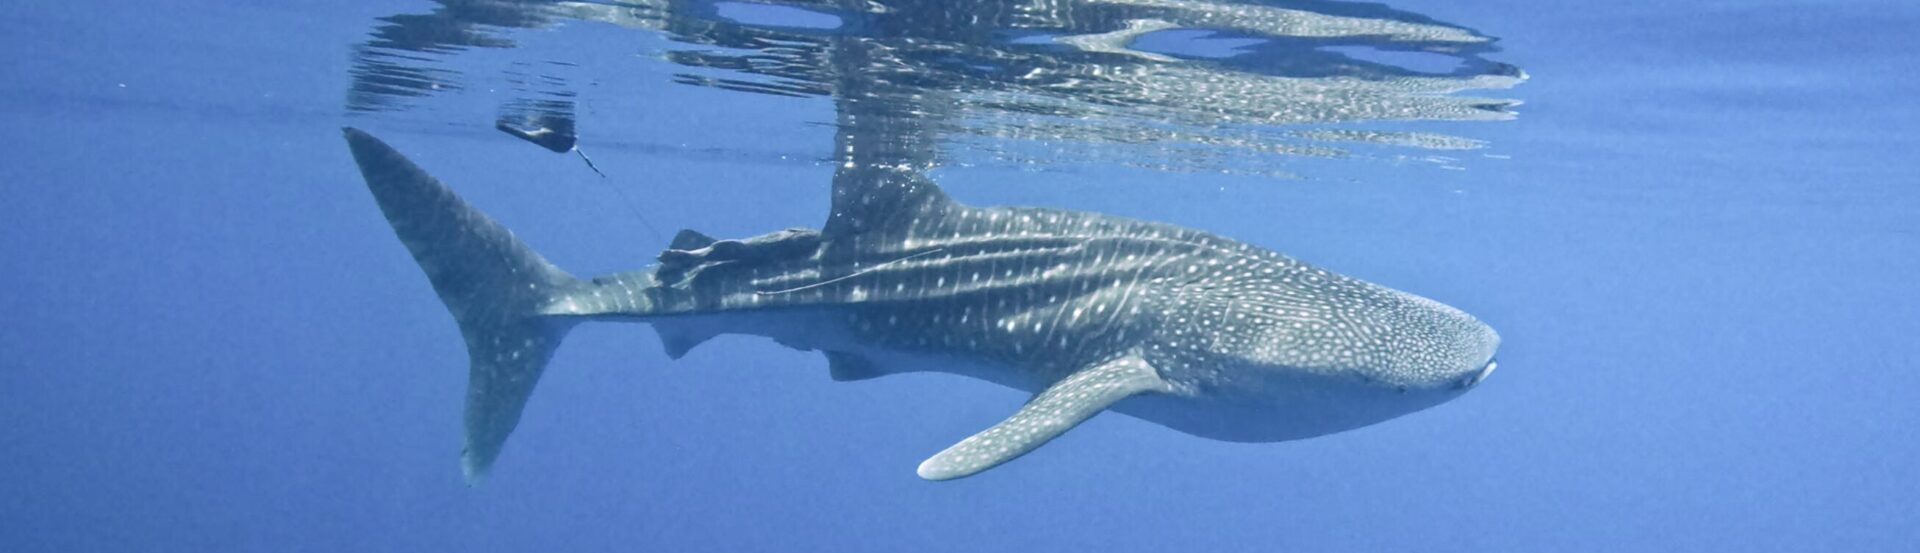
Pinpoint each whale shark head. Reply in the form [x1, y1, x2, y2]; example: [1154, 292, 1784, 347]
[1278, 289, 1497, 389]
[1164, 272, 1501, 441]
[1356, 291, 1502, 393]
[1295, 285, 1498, 422]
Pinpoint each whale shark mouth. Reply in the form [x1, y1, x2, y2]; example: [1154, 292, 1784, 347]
[1464, 358, 1498, 389]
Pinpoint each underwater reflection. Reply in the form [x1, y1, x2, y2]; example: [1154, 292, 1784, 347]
[348, 0, 1524, 175]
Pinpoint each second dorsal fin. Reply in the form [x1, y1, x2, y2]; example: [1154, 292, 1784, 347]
[668, 229, 717, 251]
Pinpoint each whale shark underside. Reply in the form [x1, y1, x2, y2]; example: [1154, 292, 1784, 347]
[341, 128, 1501, 482]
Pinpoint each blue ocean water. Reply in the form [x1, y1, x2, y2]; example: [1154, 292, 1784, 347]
[2, 0, 1916, 551]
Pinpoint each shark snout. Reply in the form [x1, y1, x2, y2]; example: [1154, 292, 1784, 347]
[1454, 322, 1500, 390]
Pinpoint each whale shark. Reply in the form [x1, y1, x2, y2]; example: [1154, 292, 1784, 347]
[342, 127, 1501, 482]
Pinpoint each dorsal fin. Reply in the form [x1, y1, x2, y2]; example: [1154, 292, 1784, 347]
[823, 165, 953, 240]
[668, 229, 717, 251]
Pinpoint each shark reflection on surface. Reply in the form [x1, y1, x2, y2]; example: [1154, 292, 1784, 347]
[347, 0, 1525, 178]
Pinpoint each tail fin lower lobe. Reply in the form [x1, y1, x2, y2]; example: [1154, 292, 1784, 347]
[343, 128, 581, 484]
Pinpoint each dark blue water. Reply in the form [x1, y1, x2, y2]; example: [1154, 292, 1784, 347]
[3, 0, 1916, 551]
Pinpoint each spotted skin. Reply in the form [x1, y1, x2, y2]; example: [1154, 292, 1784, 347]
[345, 130, 1501, 482]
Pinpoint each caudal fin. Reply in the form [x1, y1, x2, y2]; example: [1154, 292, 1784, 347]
[343, 128, 581, 484]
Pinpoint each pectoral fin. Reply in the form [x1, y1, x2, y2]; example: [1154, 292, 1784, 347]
[917, 354, 1168, 481]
